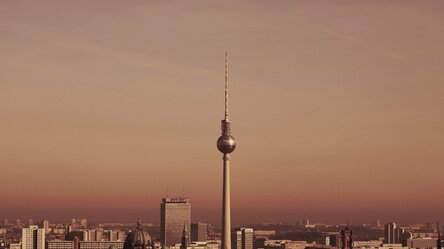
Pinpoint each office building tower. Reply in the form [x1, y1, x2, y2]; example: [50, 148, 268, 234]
[217, 52, 237, 249]
[341, 225, 353, 249]
[16, 219, 23, 228]
[384, 223, 407, 244]
[160, 197, 191, 246]
[233, 230, 242, 249]
[39, 220, 50, 234]
[437, 223, 442, 249]
[191, 223, 208, 242]
[384, 223, 396, 244]
[395, 227, 406, 245]
[28, 219, 34, 226]
[22, 225, 45, 249]
[233, 228, 253, 249]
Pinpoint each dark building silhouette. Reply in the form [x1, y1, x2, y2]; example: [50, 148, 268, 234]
[329, 234, 342, 248]
[180, 224, 190, 249]
[438, 223, 442, 249]
[341, 225, 352, 249]
[384, 223, 396, 244]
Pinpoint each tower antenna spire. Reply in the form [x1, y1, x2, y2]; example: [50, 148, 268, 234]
[225, 51, 229, 121]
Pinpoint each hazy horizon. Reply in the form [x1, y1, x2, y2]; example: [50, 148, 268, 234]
[1, 1, 444, 225]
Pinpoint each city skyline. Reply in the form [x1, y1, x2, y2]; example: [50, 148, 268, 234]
[1, 1, 444, 224]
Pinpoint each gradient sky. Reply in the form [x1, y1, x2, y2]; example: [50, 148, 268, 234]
[1, 1, 444, 225]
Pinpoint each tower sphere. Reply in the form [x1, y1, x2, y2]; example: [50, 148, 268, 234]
[217, 134, 236, 154]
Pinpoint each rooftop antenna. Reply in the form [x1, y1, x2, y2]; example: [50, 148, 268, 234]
[224, 51, 229, 121]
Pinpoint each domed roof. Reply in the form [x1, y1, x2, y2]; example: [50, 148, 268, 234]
[123, 218, 152, 249]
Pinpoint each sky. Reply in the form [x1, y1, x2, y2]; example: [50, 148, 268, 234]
[1, 1, 444, 225]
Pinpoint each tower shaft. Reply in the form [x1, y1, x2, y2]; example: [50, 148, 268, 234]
[222, 153, 231, 249]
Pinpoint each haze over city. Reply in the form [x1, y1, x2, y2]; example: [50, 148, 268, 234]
[1, 1, 444, 225]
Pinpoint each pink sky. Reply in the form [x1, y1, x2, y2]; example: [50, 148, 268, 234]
[1, 1, 444, 224]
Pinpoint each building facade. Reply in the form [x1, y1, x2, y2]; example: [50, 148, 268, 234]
[22, 225, 45, 249]
[79, 241, 124, 249]
[384, 223, 396, 244]
[160, 198, 191, 246]
[191, 223, 208, 242]
[232, 228, 253, 249]
[47, 241, 75, 249]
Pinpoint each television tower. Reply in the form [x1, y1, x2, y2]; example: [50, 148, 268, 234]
[217, 52, 236, 249]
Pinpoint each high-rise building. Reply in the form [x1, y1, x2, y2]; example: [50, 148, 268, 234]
[384, 223, 408, 244]
[384, 223, 396, 244]
[191, 223, 208, 242]
[394, 227, 405, 245]
[217, 52, 237, 249]
[233, 230, 242, 249]
[28, 219, 34, 226]
[22, 225, 45, 249]
[160, 197, 191, 246]
[39, 220, 50, 234]
[232, 228, 253, 249]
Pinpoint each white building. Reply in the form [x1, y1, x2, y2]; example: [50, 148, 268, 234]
[22, 225, 45, 249]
